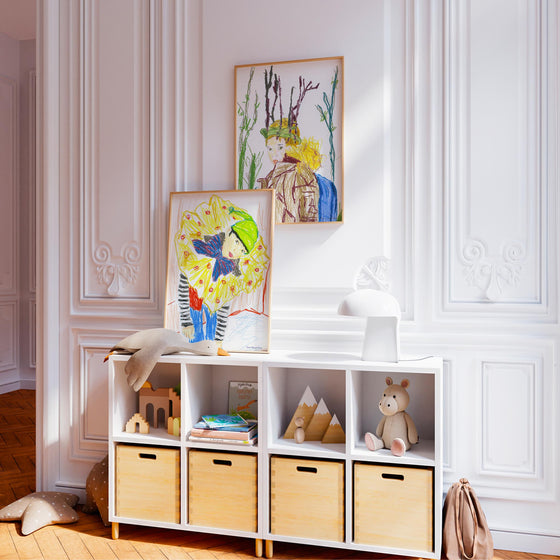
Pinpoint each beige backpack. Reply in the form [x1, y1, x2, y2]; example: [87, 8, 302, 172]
[442, 478, 494, 560]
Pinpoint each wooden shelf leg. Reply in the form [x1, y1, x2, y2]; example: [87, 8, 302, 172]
[265, 539, 273, 558]
[255, 538, 263, 557]
[111, 522, 119, 540]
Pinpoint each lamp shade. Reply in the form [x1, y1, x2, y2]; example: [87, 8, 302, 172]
[337, 289, 401, 319]
[338, 289, 401, 362]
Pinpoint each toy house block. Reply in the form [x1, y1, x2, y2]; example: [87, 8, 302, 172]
[167, 416, 180, 436]
[125, 413, 150, 434]
[139, 382, 181, 429]
[283, 386, 317, 439]
[322, 414, 345, 443]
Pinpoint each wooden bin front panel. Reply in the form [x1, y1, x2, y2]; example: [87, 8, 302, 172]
[116, 445, 180, 524]
[270, 457, 344, 542]
[354, 463, 433, 552]
[188, 450, 257, 532]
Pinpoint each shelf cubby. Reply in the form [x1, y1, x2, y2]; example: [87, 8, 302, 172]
[349, 369, 436, 466]
[265, 366, 346, 458]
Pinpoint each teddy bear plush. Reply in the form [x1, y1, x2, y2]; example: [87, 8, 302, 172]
[365, 376, 418, 457]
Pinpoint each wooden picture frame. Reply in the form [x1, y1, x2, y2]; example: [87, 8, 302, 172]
[165, 190, 274, 353]
[235, 56, 343, 224]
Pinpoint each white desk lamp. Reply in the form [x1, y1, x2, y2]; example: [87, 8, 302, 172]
[338, 288, 401, 362]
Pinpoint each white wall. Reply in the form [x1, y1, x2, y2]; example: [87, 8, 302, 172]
[0, 32, 35, 393]
[37, 0, 559, 554]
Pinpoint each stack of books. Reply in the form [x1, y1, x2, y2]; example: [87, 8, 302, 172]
[188, 414, 258, 446]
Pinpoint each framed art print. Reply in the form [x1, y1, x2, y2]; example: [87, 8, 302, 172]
[235, 56, 343, 224]
[165, 189, 274, 353]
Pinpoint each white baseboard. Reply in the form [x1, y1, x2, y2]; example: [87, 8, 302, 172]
[492, 529, 560, 556]
[0, 379, 36, 395]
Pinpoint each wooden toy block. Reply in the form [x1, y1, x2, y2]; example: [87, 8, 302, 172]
[167, 416, 180, 436]
[283, 386, 317, 438]
[139, 382, 181, 429]
[321, 414, 345, 444]
[125, 413, 149, 434]
[304, 398, 332, 440]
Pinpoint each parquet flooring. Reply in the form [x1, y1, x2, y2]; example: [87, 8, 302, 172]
[0, 389, 558, 560]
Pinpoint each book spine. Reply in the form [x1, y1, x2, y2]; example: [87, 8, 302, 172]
[190, 428, 257, 440]
[188, 435, 256, 445]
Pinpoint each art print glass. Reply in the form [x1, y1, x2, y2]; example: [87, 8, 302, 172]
[165, 190, 274, 353]
[235, 57, 343, 224]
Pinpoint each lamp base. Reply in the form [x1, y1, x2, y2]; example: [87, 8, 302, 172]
[361, 317, 399, 362]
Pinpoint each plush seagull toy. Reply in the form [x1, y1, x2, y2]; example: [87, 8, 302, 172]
[105, 328, 229, 391]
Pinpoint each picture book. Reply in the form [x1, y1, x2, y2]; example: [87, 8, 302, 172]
[190, 422, 258, 440]
[200, 414, 248, 429]
[188, 435, 257, 446]
[228, 381, 258, 420]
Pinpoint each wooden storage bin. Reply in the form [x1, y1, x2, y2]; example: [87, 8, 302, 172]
[188, 450, 257, 532]
[354, 463, 433, 551]
[270, 457, 344, 542]
[116, 444, 180, 524]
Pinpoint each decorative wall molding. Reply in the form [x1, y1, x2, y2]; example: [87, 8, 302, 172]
[80, 0, 152, 304]
[28, 70, 37, 295]
[0, 302, 17, 372]
[354, 257, 391, 292]
[480, 360, 537, 477]
[0, 76, 17, 297]
[443, 0, 549, 315]
[92, 241, 141, 296]
[462, 238, 526, 302]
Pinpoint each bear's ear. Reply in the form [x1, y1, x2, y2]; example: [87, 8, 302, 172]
[401, 379, 410, 389]
[385, 376, 393, 386]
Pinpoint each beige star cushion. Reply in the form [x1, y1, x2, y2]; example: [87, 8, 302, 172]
[0, 492, 79, 535]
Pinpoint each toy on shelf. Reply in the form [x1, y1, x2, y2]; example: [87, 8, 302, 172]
[294, 417, 305, 444]
[365, 376, 418, 457]
[167, 416, 181, 436]
[321, 414, 345, 443]
[283, 386, 317, 438]
[139, 382, 180, 429]
[304, 398, 332, 440]
[104, 327, 229, 391]
[125, 413, 149, 434]
[284, 386, 345, 444]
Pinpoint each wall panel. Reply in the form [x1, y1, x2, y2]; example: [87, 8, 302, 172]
[81, 0, 152, 303]
[444, 0, 549, 315]
[0, 76, 17, 297]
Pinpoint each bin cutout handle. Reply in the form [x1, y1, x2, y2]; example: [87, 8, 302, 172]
[213, 459, 232, 466]
[138, 453, 157, 460]
[382, 472, 404, 481]
[296, 465, 318, 474]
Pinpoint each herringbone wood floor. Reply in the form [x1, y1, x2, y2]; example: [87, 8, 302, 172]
[0, 390, 558, 560]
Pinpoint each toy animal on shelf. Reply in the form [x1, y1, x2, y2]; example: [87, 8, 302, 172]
[365, 377, 418, 457]
[104, 327, 229, 391]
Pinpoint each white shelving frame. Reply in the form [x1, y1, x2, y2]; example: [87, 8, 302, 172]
[108, 351, 443, 558]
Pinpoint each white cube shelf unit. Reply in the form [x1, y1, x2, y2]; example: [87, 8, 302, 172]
[108, 352, 443, 559]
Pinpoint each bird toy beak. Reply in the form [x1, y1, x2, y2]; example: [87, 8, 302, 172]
[217, 347, 230, 356]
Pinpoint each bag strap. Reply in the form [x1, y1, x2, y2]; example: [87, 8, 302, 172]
[454, 479, 478, 560]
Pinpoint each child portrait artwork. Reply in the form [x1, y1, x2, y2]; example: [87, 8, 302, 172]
[164, 190, 274, 353]
[235, 57, 343, 224]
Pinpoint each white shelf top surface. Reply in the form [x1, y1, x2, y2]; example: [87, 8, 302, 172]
[110, 350, 442, 373]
